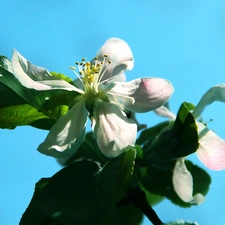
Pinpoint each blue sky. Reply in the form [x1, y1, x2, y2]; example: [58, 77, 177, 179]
[1, 0, 225, 224]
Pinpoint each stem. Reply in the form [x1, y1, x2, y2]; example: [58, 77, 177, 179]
[131, 188, 164, 225]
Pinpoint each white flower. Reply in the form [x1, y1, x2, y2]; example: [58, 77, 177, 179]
[155, 84, 225, 171]
[192, 84, 225, 171]
[11, 38, 174, 158]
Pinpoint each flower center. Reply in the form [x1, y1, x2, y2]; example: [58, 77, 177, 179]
[70, 54, 111, 93]
[70, 55, 111, 115]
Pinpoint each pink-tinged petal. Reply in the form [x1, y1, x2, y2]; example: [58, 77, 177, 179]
[107, 78, 174, 113]
[12, 49, 77, 91]
[92, 101, 137, 158]
[38, 101, 89, 158]
[197, 122, 225, 170]
[193, 84, 225, 118]
[92, 38, 134, 82]
[173, 158, 205, 204]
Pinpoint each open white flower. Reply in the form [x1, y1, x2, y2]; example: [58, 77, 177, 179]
[11, 38, 174, 158]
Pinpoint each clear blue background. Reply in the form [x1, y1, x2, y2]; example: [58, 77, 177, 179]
[1, 0, 225, 224]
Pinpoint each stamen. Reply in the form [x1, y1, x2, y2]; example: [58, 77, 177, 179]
[70, 66, 76, 70]
[98, 60, 111, 83]
[70, 65, 84, 86]
[71, 53, 111, 91]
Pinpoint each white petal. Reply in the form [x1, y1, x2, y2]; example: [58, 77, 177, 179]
[173, 158, 194, 203]
[92, 101, 137, 158]
[193, 84, 225, 118]
[173, 158, 205, 204]
[38, 101, 89, 158]
[12, 49, 77, 91]
[190, 193, 205, 205]
[154, 106, 176, 120]
[92, 38, 134, 82]
[197, 122, 225, 170]
[107, 78, 174, 113]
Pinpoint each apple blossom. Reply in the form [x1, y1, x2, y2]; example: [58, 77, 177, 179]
[11, 38, 174, 158]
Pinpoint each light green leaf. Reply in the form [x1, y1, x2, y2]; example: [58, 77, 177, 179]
[0, 104, 51, 129]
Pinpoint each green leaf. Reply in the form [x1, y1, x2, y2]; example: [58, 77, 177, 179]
[139, 160, 211, 208]
[0, 104, 51, 129]
[0, 82, 26, 108]
[144, 102, 199, 164]
[185, 160, 211, 197]
[104, 203, 143, 225]
[136, 121, 172, 146]
[140, 183, 164, 206]
[0, 56, 78, 121]
[21, 149, 136, 225]
[20, 178, 61, 225]
[50, 72, 74, 85]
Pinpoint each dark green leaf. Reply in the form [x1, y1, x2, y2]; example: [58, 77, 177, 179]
[136, 121, 172, 146]
[20, 178, 62, 225]
[22, 149, 136, 225]
[139, 160, 211, 208]
[144, 102, 199, 164]
[104, 203, 143, 225]
[0, 82, 26, 108]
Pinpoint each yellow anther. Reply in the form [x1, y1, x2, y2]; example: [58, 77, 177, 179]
[85, 62, 91, 67]
[103, 54, 108, 57]
[108, 60, 111, 64]
[82, 58, 86, 61]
